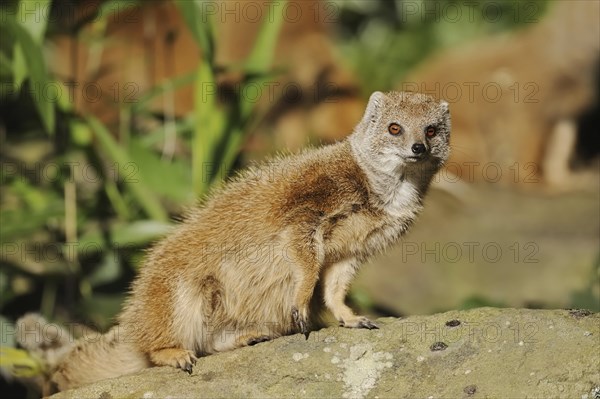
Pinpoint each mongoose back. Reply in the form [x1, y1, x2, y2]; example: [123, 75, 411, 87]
[52, 91, 450, 390]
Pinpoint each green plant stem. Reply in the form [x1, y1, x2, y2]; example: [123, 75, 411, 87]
[40, 280, 56, 319]
[104, 179, 131, 220]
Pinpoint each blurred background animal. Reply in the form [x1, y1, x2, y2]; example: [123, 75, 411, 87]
[404, 0, 599, 187]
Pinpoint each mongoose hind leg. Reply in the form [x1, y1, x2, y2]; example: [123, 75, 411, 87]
[323, 259, 379, 330]
[149, 348, 197, 374]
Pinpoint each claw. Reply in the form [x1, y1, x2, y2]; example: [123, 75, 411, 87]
[341, 316, 379, 329]
[358, 319, 379, 330]
[292, 306, 310, 339]
[176, 352, 197, 375]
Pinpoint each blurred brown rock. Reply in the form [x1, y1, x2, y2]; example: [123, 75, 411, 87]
[404, 0, 600, 188]
[49, 0, 363, 151]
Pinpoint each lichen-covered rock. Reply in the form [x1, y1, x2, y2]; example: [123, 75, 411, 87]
[51, 308, 599, 399]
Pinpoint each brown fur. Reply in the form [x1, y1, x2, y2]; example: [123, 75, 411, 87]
[52, 91, 450, 390]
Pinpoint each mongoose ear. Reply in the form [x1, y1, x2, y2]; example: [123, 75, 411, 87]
[363, 91, 385, 124]
[440, 100, 450, 114]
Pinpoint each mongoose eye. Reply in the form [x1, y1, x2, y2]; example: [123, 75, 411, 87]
[425, 126, 437, 138]
[388, 123, 402, 135]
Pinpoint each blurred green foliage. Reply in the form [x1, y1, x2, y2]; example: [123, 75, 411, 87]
[3, 0, 55, 134]
[0, 0, 286, 336]
[0, 346, 44, 378]
[336, 0, 549, 94]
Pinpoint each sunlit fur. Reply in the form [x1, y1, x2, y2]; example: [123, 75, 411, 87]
[53, 91, 450, 391]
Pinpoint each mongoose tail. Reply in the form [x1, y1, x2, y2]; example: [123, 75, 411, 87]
[52, 327, 150, 391]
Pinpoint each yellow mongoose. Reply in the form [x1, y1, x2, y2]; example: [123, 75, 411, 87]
[26, 91, 450, 391]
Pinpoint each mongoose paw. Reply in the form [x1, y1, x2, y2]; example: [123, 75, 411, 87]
[182, 361, 194, 375]
[150, 348, 197, 374]
[291, 306, 310, 339]
[176, 350, 197, 374]
[247, 335, 271, 346]
[340, 316, 379, 330]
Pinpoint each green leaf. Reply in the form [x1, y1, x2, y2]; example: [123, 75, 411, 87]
[214, 126, 244, 183]
[176, 0, 223, 196]
[0, 347, 44, 378]
[72, 228, 105, 257]
[183, 0, 287, 195]
[138, 116, 194, 147]
[12, 45, 27, 90]
[70, 120, 92, 146]
[243, 0, 287, 74]
[0, 50, 13, 77]
[193, 62, 226, 195]
[79, 293, 125, 330]
[0, 206, 58, 238]
[6, 18, 55, 134]
[128, 139, 193, 204]
[239, 72, 280, 124]
[174, 0, 214, 62]
[214, 2, 287, 180]
[0, 182, 64, 240]
[87, 251, 121, 287]
[0, 276, 15, 309]
[111, 220, 173, 247]
[87, 116, 168, 222]
[16, 0, 52, 43]
[132, 72, 195, 113]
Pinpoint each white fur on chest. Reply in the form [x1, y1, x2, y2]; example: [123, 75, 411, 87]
[364, 178, 422, 256]
[354, 145, 422, 219]
[380, 178, 422, 219]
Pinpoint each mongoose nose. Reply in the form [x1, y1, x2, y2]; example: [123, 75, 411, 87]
[411, 143, 426, 154]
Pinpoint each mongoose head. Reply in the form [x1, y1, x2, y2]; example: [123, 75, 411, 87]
[350, 91, 450, 178]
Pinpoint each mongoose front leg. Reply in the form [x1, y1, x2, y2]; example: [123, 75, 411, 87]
[289, 239, 322, 338]
[291, 268, 319, 338]
[149, 348, 197, 374]
[322, 258, 378, 329]
[291, 306, 309, 338]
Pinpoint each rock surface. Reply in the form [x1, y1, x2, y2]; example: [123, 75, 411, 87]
[51, 308, 599, 399]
